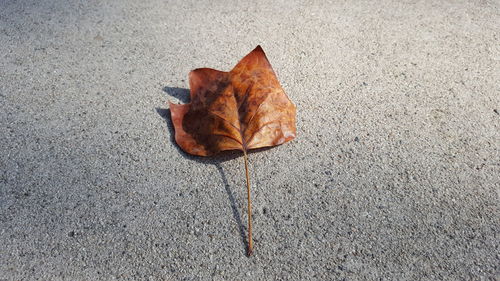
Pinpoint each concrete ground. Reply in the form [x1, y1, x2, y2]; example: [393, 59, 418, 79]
[1, 0, 499, 280]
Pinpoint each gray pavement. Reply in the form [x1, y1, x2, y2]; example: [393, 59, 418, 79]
[1, 0, 499, 280]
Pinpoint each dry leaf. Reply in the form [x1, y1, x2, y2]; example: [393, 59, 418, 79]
[169, 45, 296, 255]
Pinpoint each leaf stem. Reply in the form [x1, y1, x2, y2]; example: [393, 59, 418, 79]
[243, 149, 253, 256]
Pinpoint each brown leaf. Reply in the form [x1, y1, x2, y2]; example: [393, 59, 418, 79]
[168, 46, 296, 256]
[169, 45, 296, 156]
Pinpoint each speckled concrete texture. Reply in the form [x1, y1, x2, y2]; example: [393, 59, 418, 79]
[1, 0, 499, 280]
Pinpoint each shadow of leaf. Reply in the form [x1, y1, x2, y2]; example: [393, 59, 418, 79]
[163, 86, 190, 103]
[157, 85, 276, 256]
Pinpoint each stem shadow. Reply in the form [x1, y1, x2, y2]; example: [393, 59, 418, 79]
[215, 164, 248, 253]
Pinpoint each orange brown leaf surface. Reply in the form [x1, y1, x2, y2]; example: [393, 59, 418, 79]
[169, 46, 296, 156]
